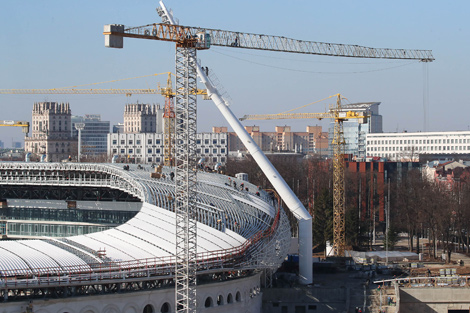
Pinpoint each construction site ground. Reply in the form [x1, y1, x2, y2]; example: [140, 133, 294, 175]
[262, 235, 470, 313]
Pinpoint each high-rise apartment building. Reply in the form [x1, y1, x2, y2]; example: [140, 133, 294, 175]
[228, 125, 328, 154]
[123, 103, 164, 134]
[71, 115, 110, 156]
[25, 102, 77, 162]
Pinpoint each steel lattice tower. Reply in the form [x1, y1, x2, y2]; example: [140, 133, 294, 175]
[163, 74, 175, 166]
[332, 95, 346, 256]
[174, 46, 198, 313]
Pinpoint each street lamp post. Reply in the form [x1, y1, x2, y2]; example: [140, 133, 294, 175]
[75, 123, 85, 162]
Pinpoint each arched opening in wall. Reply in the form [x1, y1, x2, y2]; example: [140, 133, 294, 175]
[160, 302, 170, 313]
[227, 293, 233, 304]
[217, 294, 224, 306]
[143, 304, 154, 313]
[204, 297, 214, 308]
[236, 291, 241, 302]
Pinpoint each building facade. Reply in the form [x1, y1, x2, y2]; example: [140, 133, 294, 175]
[25, 102, 77, 162]
[108, 131, 228, 165]
[123, 103, 164, 134]
[328, 102, 382, 158]
[366, 131, 470, 161]
[72, 114, 110, 156]
[229, 125, 328, 155]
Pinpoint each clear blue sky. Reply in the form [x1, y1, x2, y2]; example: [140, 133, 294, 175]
[1, 0, 468, 148]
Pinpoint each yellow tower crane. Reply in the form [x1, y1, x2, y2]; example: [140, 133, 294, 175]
[158, 73, 209, 166]
[0, 120, 30, 137]
[240, 94, 368, 256]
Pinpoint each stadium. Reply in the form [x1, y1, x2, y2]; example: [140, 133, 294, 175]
[0, 162, 292, 313]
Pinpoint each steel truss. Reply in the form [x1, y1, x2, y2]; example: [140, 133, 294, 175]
[163, 96, 175, 166]
[174, 46, 198, 313]
[332, 96, 346, 256]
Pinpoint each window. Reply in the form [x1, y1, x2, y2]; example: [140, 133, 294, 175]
[143, 304, 154, 313]
[148, 139, 152, 144]
[160, 303, 170, 313]
[156, 139, 161, 145]
[295, 306, 307, 313]
[156, 149, 161, 154]
[121, 140, 125, 145]
[128, 149, 133, 153]
[129, 140, 133, 145]
[221, 139, 226, 144]
[213, 139, 217, 144]
[113, 140, 117, 145]
[148, 148, 152, 153]
[136, 140, 141, 145]
[197, 139, 201, 144]
[204, 297, 213, 308]
[120, 149, 125, 154]
[213, 148, 217, 153]
[221, 148, 225, 153]
[204, 149, 209, 154]
[205, 139, 209, 144]
[136, 149, 141, 154]
[113, 149, 117, 153]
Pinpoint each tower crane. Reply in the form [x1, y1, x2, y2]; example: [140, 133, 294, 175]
[240, 94, 366, 256]
[158, 73, 209, 166]
[104, 4, 433, 312]
[0, 120, 30, 137]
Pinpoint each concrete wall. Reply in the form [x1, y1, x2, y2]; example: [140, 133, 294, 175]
[262, 286, 348, 313]
[400, 287, 470, 313]
[1, 274, 262, 313]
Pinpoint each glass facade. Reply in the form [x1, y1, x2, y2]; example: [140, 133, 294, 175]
[328, 102, 382, 158]
[5, 222, 111, 238]
[72, 115, 110, 155]
[0, 205, 138, 238]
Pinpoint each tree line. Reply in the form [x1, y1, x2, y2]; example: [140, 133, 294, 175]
[225, 155, 470, 261]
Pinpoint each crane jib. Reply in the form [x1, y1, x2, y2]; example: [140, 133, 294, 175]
[104, 23, 434, 61]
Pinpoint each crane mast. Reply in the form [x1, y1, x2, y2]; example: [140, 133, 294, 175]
[161, 73, 176, 166]
[331, 95, 347, 256]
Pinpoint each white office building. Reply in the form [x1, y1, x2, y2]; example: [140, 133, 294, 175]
[366, 131, 470, 161]
[108, 132, 228, 165]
